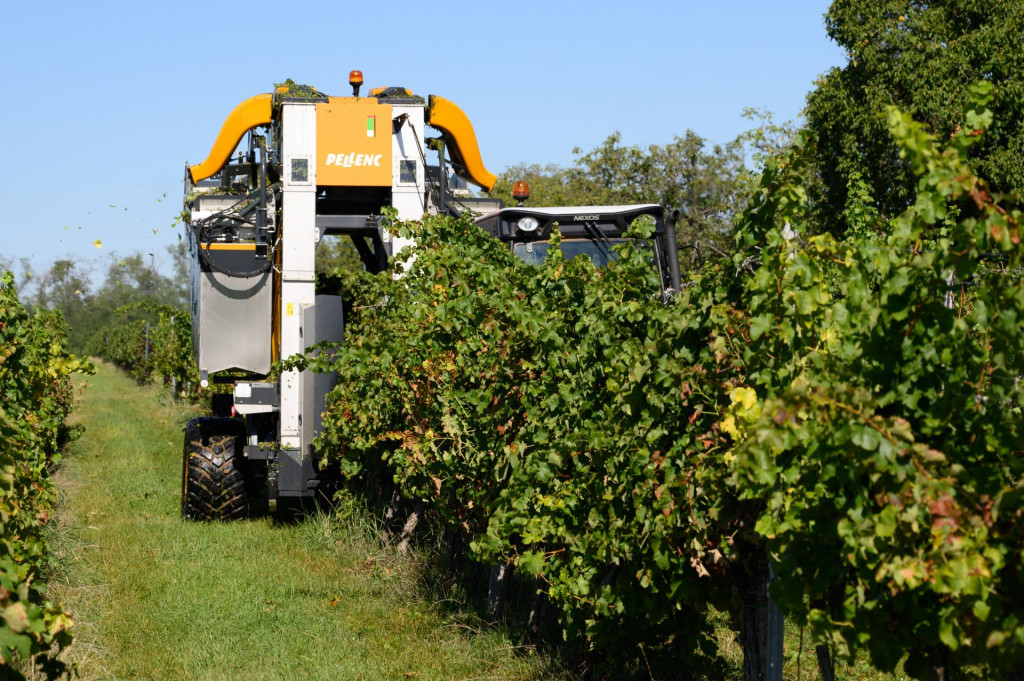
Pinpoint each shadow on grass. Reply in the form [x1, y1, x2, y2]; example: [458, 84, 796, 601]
[309, 490, 730, 681]
[278, 492, 584, 680]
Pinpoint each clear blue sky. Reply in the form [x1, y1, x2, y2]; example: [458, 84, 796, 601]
[0, 1, 843, 282]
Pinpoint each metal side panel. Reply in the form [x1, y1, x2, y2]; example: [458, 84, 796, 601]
[312, 294, 343, 439]
[298, 296, 344, 454]
[281, 297, 339, 498]
[277, 447, 315, 497]
[301, 303, 316, 460]
[195, 269, 272, 375]
[276, 295, 346, 499]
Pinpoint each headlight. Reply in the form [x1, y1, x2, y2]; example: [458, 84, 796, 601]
[517, 217, 539, 232]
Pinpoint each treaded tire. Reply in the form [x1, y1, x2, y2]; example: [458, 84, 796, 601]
[182, 417, 247, 521]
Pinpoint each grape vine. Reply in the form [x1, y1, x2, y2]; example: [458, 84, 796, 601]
[308, 83, 1023, 678]
[0, 272, 91, 679]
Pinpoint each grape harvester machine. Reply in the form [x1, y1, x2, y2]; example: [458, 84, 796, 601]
[180, 71, 680, 519]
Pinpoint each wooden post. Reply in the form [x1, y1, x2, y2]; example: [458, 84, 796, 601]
[740, 550, 784, 681]
[486, 562, 510, 620]
[816, 644, 835, 681]
[766, 585, 784, 681]
[526, 582, 548, 641]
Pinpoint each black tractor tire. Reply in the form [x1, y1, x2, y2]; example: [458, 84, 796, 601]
[182, 417, 247, 521]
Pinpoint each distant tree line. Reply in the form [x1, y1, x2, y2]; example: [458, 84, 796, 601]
[0, 243, 189, 356]
[489, 119, 784, 261]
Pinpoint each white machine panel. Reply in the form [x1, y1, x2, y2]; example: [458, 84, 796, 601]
[390, 102, 427, 254]
[280, 103, 318, 442]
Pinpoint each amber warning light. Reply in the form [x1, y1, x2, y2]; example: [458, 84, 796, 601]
[512, 180, 530, 205]
[349, 70, 364, 97]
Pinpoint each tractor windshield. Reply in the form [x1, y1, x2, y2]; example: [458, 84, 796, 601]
[513, 238, 629, 267]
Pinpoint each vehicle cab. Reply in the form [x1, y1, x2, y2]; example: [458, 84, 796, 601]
[474, 203, 682, 295]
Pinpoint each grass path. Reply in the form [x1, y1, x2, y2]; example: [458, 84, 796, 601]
[48, 362, 560, 681]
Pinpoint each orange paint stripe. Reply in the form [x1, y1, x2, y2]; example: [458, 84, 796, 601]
[205, 243, 257, 251]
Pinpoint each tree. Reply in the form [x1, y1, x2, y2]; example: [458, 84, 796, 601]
[489, 163, 580, 207]
[315, 235, 363, 276]
[576, 132, 747, 255]
[169, 239, 190, 295]
[736, 107, 797, 174]
[101, 252, 179, 306]
[492, 132, 747, 258]
[31, 259, 95, 352]
[0, 256, 35, 298]
[29, 250, 186, 354]
[805, 0, 1024, 236]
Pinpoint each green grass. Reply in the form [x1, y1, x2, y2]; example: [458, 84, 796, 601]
[46, 362, 567, 681]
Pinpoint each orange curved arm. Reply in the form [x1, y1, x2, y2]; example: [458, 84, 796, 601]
[188, 93, 273, 184]
[426, 95, 497, 192]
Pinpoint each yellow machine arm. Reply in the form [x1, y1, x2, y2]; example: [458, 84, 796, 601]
[188, 93, 273, 184]
[188, 90, 497, 192]
[426, 95, 497, 192]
